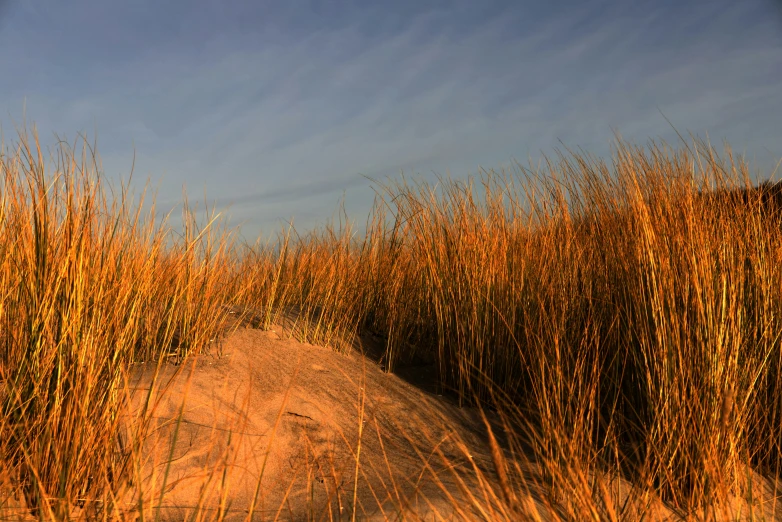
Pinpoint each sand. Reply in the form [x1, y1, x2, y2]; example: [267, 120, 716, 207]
[121, 323, 535, 521]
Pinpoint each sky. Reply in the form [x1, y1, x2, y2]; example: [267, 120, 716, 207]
[0, 0, 780, 243]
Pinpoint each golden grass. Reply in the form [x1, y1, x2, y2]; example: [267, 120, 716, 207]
[0, 122, 781, 520]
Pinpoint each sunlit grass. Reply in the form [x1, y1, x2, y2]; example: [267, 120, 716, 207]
[0, 122, 780, 520]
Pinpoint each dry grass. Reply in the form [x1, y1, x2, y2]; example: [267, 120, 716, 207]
[0, 122, 781, 520]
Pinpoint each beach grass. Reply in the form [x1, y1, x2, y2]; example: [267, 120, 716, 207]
[0, 123, 781, 520]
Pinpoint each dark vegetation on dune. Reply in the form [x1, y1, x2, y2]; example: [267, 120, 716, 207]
[700, 180, 782, 223]
[0, 124, 781, 519]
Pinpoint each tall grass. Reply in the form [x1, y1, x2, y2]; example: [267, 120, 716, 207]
[354, 137, 782, 515]
[0, 122, 780, 519]
[0, 126, 242, 517]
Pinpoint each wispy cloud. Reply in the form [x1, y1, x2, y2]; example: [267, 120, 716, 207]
[0, 0, 780, 239]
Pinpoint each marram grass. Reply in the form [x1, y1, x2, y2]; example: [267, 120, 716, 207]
[0, 124, 780, 520]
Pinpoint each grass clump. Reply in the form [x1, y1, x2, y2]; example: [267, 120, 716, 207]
[0, 126, 237, 518]
[355, 137, 782, 517]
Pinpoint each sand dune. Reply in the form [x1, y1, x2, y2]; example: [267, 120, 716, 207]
[123, 323, 542, 521]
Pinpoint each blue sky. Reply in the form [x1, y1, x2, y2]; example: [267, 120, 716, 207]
[0, 0, 780, 242]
